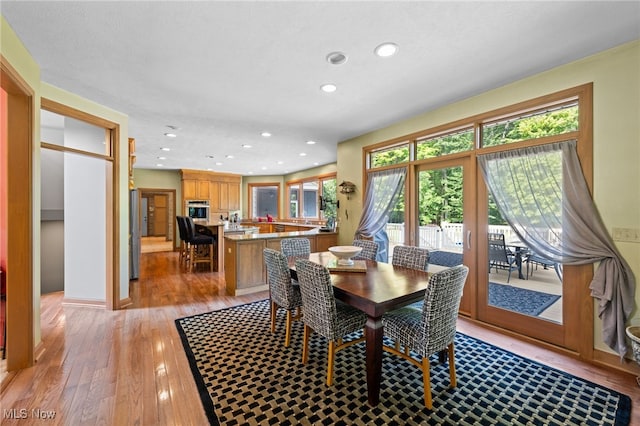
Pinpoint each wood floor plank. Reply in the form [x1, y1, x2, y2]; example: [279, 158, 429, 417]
[0, 250, 637, 425]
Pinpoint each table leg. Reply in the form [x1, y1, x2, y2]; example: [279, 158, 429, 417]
[365, 315, 383, 406]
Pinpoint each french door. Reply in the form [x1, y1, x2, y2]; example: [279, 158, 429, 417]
[414, 157, 475, 315]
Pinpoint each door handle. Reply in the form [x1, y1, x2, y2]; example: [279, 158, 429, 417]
[466, 230, 471, 250]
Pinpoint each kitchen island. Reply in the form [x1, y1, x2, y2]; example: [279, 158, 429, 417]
[224, 227, 338, 296]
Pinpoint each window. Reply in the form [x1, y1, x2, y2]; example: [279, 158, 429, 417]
[416, 128, 473, 160]
[248, 183, 280, 218]
[286, 174, 336, 220]
[482, 103, 578, 147]
[370, 143, 410, 168]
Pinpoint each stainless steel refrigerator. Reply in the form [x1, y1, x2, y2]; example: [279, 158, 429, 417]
[129, 189, 140, 280]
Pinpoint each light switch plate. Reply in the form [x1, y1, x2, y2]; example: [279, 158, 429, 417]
[612, 227, 640, 243]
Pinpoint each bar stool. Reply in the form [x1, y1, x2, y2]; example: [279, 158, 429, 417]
[185, 217, 215, 272]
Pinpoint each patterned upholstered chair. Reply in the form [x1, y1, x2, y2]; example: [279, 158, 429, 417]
[392, 245, 430, 271]
[351, 239, 378, 261]
[382, 265, 469, 409]
[280, 238, 311, 258]
[263, 248, 303, 347]
[294, 259, 367, 386]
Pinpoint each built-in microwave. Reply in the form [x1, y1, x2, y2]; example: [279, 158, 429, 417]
[186, 200, 209, 222]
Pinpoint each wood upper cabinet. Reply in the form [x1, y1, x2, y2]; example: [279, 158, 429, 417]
[197, 180, 210, 199]
[183, 179, 197, 200]
[181, 169, 241, 212]
[228, 182, 240, 211]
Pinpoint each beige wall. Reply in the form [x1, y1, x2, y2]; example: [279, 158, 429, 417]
[336, 40, 640, 356]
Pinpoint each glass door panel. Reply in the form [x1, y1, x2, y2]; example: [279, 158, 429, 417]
[416, 158, 472, 314]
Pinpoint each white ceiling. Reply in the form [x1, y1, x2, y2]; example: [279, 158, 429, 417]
[2, 1, 639, 176]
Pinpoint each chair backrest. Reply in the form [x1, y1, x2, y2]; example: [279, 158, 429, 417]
[294, 259, 340, 340]
[420, 265, 469, 354]
[281, 238, 311, 258]
[263, 248, 298, 309]
[352, 239, 378, 260]
[488, 233, 510, 263]
[184, 216, 197, 241]
[176, 216, 188, 241]
[392, 245, 430, 271]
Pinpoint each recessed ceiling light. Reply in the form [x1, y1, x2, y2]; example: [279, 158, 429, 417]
[242, 144, 252, 148]
[326, 51, 348, 65]
[215, 162, 223, 166]
[261, 132, 271, 137]
[374, 42, 398, 57]
[157, 156, 166, 160]
[156, 163, 164, 167]
[248, 171, 254, 175]
[277, 161, 284, 165]
[299, 153, 307, 156]
[313, 162, 319, 165]
[206, 168, 213, 171]
[320, 83, 337, 93]
[206, 155, 215, 159]
[226, 155, 234, 159]
[261, 166, 267, 170]
[164, 133, 177, 138]
[306, 140, 316, 145]
[160, 147, 171, 151]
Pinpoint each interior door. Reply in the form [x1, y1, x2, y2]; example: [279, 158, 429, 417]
[415, 157, 474, 315]
[153, 194, 168, 237]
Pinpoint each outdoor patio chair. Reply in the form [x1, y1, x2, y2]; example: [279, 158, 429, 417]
[526, 252, 563, 281]
[488, 233, 519, 283]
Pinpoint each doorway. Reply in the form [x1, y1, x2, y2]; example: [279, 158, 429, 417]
[138, 189, 175, 254]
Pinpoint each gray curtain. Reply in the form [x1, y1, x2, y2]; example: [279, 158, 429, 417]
[478, 140, 636, 358]
[355, 167, 406, 261]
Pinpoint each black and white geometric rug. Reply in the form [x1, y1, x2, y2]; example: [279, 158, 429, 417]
[175, 300, 630, 426]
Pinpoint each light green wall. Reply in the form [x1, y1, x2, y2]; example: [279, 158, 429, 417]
[1, 15, 43, 347]
[336, 40, 640, 356]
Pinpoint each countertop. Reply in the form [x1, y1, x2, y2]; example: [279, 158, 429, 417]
[224, 227, 337, 241]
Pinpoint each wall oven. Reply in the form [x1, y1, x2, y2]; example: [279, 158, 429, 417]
[186, 200, 210, 222]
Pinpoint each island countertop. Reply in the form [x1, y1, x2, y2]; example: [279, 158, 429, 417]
[223, 228, 338, 296]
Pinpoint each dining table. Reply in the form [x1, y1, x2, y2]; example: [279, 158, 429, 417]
[289, 251, 449, 406]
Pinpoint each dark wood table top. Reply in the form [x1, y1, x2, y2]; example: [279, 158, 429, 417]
[290, 251, 447, 317]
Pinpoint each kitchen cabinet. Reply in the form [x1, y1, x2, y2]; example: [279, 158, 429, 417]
[180, 169, 241, 213]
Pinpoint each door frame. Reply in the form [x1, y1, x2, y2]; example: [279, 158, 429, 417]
[138, 188, 177, 248]
[1, 55, 34, 372]
[413, 155, 477, 317]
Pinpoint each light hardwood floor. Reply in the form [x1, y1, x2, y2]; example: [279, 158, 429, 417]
[1, 251, 638, 425]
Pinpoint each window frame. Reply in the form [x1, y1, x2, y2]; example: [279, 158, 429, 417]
[285, 173, 337, 220]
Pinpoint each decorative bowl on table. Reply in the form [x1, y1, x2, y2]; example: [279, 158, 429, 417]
[328, 246, 362, 266]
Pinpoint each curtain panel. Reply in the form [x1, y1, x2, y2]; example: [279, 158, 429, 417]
[354, 167, 406, 261]
[478, 140, 636, 357]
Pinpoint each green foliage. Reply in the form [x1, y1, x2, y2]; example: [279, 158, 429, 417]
[370, 106, 577, 226]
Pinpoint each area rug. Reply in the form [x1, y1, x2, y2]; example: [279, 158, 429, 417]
[175, 300, 630, 425]
[489, 282, 561, 317]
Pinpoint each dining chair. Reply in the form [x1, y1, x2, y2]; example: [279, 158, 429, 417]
[382, 265, 469, 409]
[294, 259, 367, 386]
[280, 238, 311, 258]
[487, 233, 519, 283]
[351, 239, 378, 261]
[185, 216, 215, 272]
[392, 245, 430, 271]
[263, 248, 303, 347]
